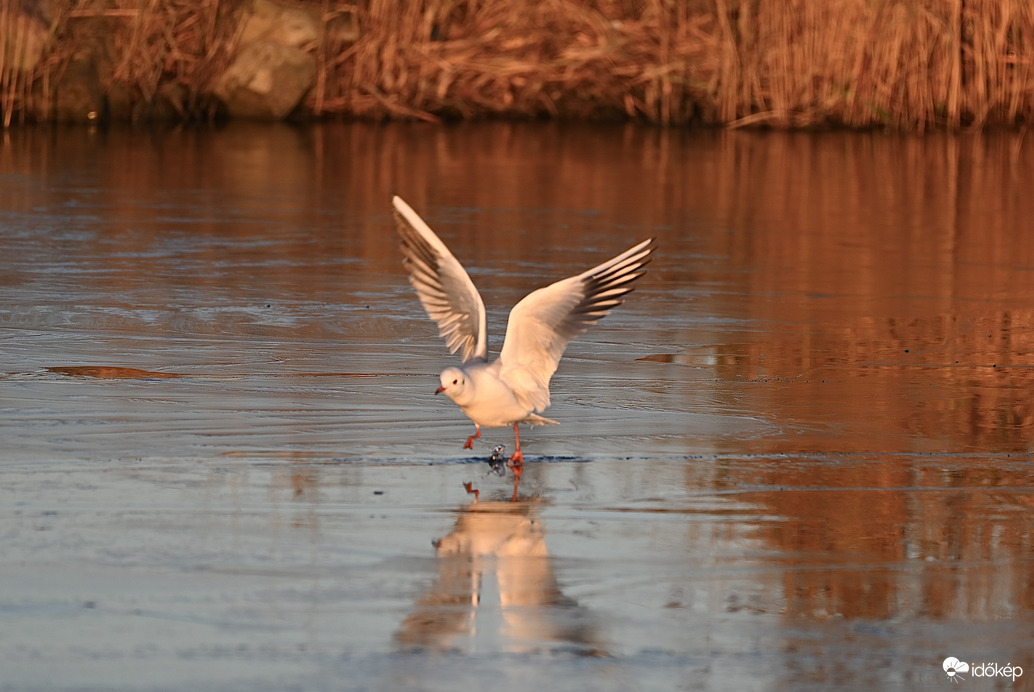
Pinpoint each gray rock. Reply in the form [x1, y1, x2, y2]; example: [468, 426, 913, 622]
[239, 0, 319, 49]
[214, 41, 315, 120]
[211, 0, 319, 120]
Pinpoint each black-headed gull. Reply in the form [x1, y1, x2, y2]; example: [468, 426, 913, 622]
[393, 195, 655, 498]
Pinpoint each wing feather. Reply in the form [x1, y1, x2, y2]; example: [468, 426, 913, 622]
[393, 196, 487, 363]
[498, 238, 655, 411]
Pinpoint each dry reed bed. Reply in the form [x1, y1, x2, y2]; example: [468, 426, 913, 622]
[2, 0, 1034, 128]
[323, 0, 716, 123]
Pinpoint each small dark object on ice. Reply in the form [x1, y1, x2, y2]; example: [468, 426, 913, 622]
[487, 445, 507, 476]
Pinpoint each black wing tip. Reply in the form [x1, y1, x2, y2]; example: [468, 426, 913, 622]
[571, 239, 656, 324]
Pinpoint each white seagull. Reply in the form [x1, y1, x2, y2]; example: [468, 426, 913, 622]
[394, 195, 655, 498]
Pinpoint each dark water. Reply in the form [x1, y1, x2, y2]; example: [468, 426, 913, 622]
[2, 123, 1033, 691]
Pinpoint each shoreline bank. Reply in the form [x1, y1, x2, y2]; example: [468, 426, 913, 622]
[3, 0, 1033, 130]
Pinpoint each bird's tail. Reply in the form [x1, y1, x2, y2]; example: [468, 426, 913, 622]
[520, 413, 560, 426]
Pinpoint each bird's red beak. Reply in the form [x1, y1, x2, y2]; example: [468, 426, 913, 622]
[435, 385, 446, 394]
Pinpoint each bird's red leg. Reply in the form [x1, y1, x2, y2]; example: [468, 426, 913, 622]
[463, 424, 481, 450]
[462, 481, 479, 503]
[507, 422, 524, 501]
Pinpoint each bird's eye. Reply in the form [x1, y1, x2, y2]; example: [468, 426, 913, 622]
[452, 379, 458, 385]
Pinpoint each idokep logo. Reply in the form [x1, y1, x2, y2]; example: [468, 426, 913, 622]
[942, 656, 1023, 683]
[943, 658, 969, 683]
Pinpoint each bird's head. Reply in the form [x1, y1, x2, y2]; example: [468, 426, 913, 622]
[435, 366, 468, 401]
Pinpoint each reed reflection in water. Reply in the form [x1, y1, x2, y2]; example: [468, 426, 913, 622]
[1, 123, 1034, 690]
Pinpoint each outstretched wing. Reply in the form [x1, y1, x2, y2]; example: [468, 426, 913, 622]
[498, 237, 656, 411]
[393, 196, 487, 363]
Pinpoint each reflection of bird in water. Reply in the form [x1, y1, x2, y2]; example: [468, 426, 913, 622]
[394, 195, 655, 500]
[395, 501, 602, 655]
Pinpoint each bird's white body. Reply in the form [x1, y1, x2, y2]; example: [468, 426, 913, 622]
[438, 362, 557, 430]
[393, 194, 655, 475]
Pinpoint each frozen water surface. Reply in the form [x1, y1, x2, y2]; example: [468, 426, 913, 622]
[2, 123, 1033, 691]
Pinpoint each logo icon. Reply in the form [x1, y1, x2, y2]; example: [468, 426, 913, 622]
[943, 657, 969, 683]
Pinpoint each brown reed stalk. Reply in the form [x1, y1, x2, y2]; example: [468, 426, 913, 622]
[960, 0, 1034, 128]
[0, 0, 48, 127]
[0, 0, 13, 126]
